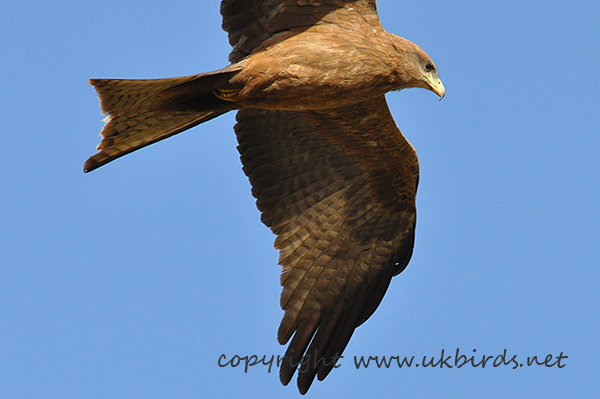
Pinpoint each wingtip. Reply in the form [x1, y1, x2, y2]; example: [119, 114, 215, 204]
[297, 374, 314, 395]
[279, 359, 295, 387]
[298, 384, 310, 395]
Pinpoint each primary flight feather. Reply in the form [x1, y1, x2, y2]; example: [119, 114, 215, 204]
[85, 0, 444, 394]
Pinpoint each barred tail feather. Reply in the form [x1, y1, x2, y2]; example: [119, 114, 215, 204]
[85, 66, 241, 172]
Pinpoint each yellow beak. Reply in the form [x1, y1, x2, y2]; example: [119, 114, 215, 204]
[423, 73, 445, 100]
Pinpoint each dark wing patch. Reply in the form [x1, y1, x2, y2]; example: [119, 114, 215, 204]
[221, 0, 380, 63]
[234, 96, 418, 393]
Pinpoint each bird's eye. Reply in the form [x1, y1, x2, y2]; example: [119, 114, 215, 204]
[424, 62, 434, 72]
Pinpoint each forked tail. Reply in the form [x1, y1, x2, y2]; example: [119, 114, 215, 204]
[85, 65, 242, 172]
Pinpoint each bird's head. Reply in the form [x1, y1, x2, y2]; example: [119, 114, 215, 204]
[418, 57, 445, 99]
[391, 36, 445, 99]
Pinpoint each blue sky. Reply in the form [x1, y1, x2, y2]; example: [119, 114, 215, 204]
[1, 1, 599, 398]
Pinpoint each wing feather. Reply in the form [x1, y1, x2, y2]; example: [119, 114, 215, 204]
[234, 95, 418, 391]
[221, 0, 380, 63]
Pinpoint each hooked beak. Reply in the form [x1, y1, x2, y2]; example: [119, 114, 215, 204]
[423, 73, 445, 100]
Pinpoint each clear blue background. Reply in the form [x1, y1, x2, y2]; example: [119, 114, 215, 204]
[1, 1, 598, 397]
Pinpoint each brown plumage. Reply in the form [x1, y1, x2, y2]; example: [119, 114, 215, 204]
[85, 0, 444, 394]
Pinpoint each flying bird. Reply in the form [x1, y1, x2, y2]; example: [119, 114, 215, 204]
[85, 0, 444, 394]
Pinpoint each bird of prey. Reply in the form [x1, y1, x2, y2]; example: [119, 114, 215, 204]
[85, 0, 444, 394]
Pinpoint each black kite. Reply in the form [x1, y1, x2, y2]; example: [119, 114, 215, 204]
[85, 0, 444, 394]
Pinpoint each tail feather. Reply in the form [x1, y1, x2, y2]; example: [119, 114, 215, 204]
[85, 66, 242, 172]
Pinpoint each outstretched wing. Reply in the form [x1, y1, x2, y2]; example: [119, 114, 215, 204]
[235, 95, 419, 393]
[221, 0, 381, 63]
